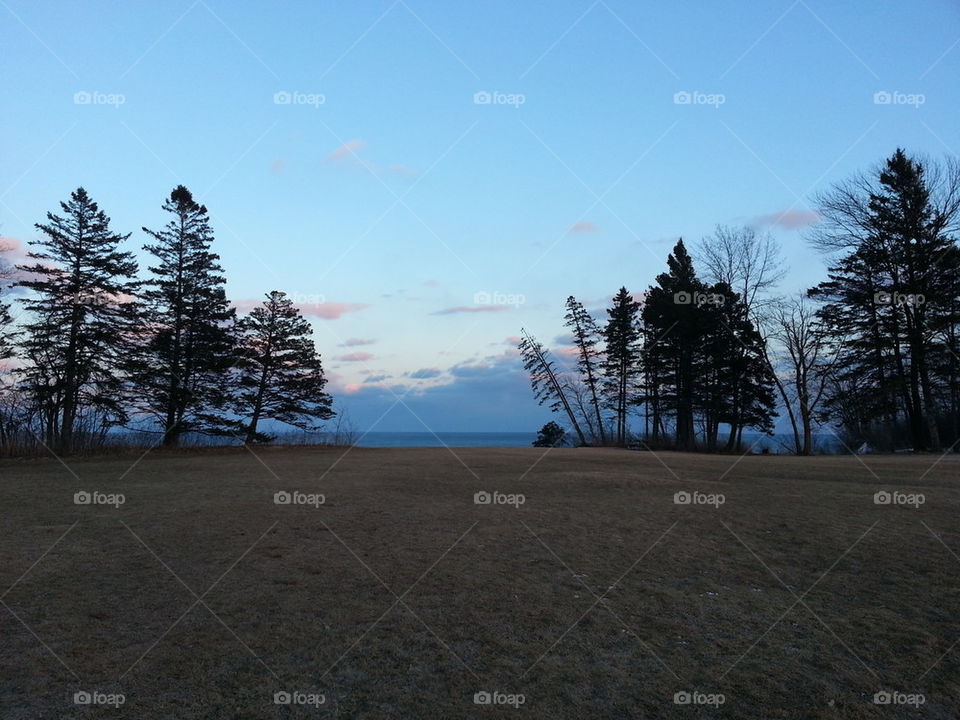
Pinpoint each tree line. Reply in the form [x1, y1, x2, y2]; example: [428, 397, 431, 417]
[523, 149, 960, 454]
[0, 186, 334, 454]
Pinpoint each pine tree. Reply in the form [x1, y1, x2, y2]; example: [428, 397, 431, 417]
[602, 287, 641, 446]
[564, 296, 607, 445]
[234, 291, 334, 443]
[15, 188, 138, 451]
[810, 149, 960, 450]
[130, 186, 236, 446]
[641, 240, 704, 450]
[518, 329, 587, 446]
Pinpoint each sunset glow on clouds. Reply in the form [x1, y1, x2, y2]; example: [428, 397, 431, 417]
[3, 1, 956, 430]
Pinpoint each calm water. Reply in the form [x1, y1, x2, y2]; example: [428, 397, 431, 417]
[355, 432, 536, 447]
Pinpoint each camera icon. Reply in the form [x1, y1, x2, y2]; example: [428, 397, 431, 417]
[274, 691, 292, 705]
[73, 690, 92, 704]
[73, 91, 92, 105]
[873, 690, 892, 704]
[673, 291, 692, 305]
[673, 91, 691, 105]
[474, 491, 492, 505]
[273, 90, 292, 105]
[274, 491, 292, 505]
[474, 691, 492, 705]
[74, 491, 92, 505]
[873, 491, 891, 505]
[673, 691, 691, 704]
[473, 91, 491, 105]
[873, 291, 891, 305]
[873, 91, 892, 105]
[673, 491, 691, 505]
[473, 290, 491, 305]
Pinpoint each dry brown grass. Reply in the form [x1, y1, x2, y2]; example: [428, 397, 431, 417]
[1, 446, 958, 719]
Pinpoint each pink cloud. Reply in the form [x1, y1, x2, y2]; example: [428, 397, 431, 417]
[325, 139, 365, 163]
[570, 220, 598, 233]
[423, 279, 441, 287]
[503, 335, 522, 345]
[271, 158, 286, 175]
[340, 337, 376, 347]
[432, 305, 513, 315]
[232, 298, 369, 320]
[752, 209, 820, 230]
[336, 352, 374, 362]
[388, 164, 417, 177]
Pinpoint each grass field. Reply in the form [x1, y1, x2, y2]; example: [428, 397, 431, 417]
[1, 446, 958, 719]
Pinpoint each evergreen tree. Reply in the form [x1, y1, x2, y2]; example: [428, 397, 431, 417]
[641, 240, 704, 450]
[233, 291, 334, 443]
[15, 188, 138, 451]
[532, 420, 567, 448]
[563, 296, 607, 445]
[130, 186, 236, 446]
[810, 149, 960, 450]
[518, 329, 587, 446]
[602, 287, 641, 446]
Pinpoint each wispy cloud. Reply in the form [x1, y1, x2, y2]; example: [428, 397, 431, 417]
[336, 352, 374, 362]
[232, 299, 370, 320]
[340, 337, 376, 347]
[432, 305, 512, 315]
[570, 220, 598, 233]
[752, 209, 820, 230]
[409, 367, 442, 379]
[325, 139, 365, 163]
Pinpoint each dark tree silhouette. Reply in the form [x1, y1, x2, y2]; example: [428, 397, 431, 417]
[15, 188, 139, 451]
[564, 296, 607, 445]
[809, 149, 960, 450]
[533, 420, 567, 447]
[518, 328, 587, 446]
[233, 291, 334, 443]
[129, 186, 236, 446]
[602, 287, 641, 446]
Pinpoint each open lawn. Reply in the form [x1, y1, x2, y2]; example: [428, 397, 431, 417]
[1, 446, 958, 719]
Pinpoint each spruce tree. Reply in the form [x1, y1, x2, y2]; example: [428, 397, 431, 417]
[233, 291, 334, 443]
[810, 149, 960, 450]
[130, 186, 236, 446]
[641, 240, 704, 450]
[564, 296, 607, 445]
[15, 188, 138, 451]
[602, 287, 641, 446]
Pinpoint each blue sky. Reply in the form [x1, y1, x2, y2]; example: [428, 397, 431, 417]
[2, 0, 958, 432]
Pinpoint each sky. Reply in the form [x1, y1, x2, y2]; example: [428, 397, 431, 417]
[1, 0, 959, 432]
